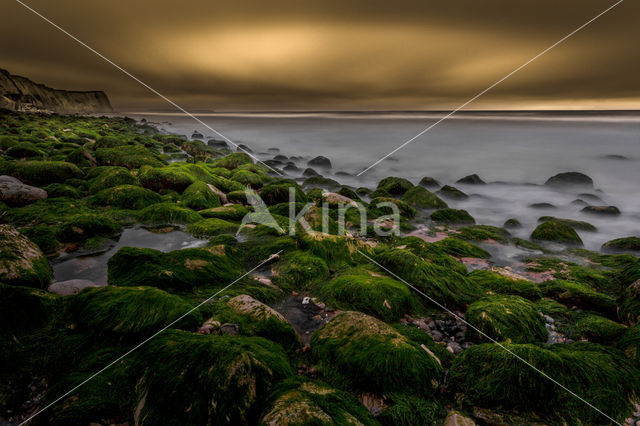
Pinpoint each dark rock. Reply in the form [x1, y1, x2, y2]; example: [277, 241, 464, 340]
[437, 185, 469, 200]
[283, 164, 300, 173]
[273, 155, 288, 162]
[602, 236, 640, 252]
[48, 279, 101, 295]
[581, 205, 621, 216]
[0, 175, 47, 206]
[307, 156, 332, 169]
[529, 202, 556, 209]
[456, 174, 486, 185]
[208, 139, 228, 148]
[191, 131, 204, 139]
[335, 171, 352, 177]
[504, 218, 521, 229]
[237, 144, 253, 153]
[577, 193, 603, 203]
[419, 176, 440, 188]
[267, 147, 280, 154]
[571, 199, 588, 207]
[544, 172, 593, 188]
[302, 168, 319, 177]
[600, 154, 629, 160]
[220, 323, 240, 335]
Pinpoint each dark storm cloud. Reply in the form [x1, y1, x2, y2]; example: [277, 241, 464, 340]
[1, 0, 638, 110]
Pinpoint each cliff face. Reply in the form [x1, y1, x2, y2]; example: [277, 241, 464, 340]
[0, 68, 112, 114]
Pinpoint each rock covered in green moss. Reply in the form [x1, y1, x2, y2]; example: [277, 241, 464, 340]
[212, 152, 254, 169]
[261, 181, 307, 205]
[42, 183, 80, 199]
[504, 218, 521, 228]
[139, 166, 195, 193]
[602, 236, 640, 252]
[70, 286, 201, 336]
[432, 237, 490, 259]
[530, 220, 582, 245]
[89, 185, 162, 210]
[108, 246, 240, 292]
[181, 181, 222, 210]
[430, 208, 475, 224]
[5, 160, 84, 186]
[378, 393, 445, 426]
[88, 166, 139, 194]
[454, 224, 510, 243]
[319, 269, 413, 322]
[617, 324, 640, 362]
[619, 279, 640, 325]
[57, 213, 121, 242]
[272, 252, 330, 291]
[311, 311, 442, 394]
[376, 176, 414, 196]
[187, 218, 239, 237]
[95, 145, 164, 169]
[401, 186, 447, 209]
[567, 312, 626, 344]
[0, 225, 52, 287]
[467, 269, 541, 300]
[134, 330, 293, 425]
[449, 342, 640, 424]
[466, 295, 548, 343]
[539, 279, 617, 318]
[436, 185, 468, 200]
[200, 204, 249, 220]
[260, 378, 377, 425]
[368, 197, 416, 219]
[373, 248, 480, 308]
[399, 237, 467, 275]
[538, 216, 596, 232]
[544, 171, 593, 188]
[137, 202, 202, 225]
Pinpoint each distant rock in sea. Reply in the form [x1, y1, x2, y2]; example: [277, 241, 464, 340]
[0, 68, 112, 114]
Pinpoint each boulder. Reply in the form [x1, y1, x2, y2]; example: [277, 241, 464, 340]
[581, 205, 621, 215]
[419, 176, 440, 188]
[307, 156, 332, 169]
[321, 191, 358, 207]
[530, 220, 582, 245]
[437, 185, 468, 200]
[402, 186, 447, 209]
[602, 236, 640, 252]
[48, 279, 101, 296]
[456, 174, 486, 185]
[544, 172, 593, 188]
[0, 175, 47, 206]
[444, 411, 476, 426]
[0, 225, 52, 288]
[430, 208, 475, 224]
[302, 167, 319, 177]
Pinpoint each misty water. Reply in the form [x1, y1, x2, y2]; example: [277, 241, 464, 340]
[53, 227, 207, 284]
[131, 111, 640, 251]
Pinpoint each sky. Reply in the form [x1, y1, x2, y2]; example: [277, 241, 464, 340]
[1, 0, 639, 111]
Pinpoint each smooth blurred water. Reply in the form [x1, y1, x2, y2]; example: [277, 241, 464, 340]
[130, 111, 640, 250]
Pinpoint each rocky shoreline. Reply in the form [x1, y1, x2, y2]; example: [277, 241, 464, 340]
[1, 109, 640, 425]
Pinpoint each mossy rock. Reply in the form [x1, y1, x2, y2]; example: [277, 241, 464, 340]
[432, 237, 490, 259]
[299, 232, 372, 267]
[227, 190, 248, 204]
[139, 166, 196, 193]
[454, 225, 510, 243]
[260, 377, 377, 425]
[449, 342, 640, 423]
[95, 145, 164, 169]
[212, 152, 254, 169]
[436, 185, 468, 200]
[89, 185, 163, 210]
[401, 186, 447, 209]
[108, 246, 240, 292]
[186, 218, 239, 237]
[88, 166, 139, 194]
[504, 218, 522, 228]
[566, 312, 626, 344]
[373, 248, 481, 309]
[302, 176, 341, 190]
[530, 220, 582, 245]
[377, 393, 445, 426]
[207, 294, 301, 351]
[231, 169, 264, 188]
[70, 286, 202, 336]
[43, 183, 81, 199]
[181, 181, 222, 210]
[0, 226, 52, 289]
[619, 279, 640, 325]
[368, 197, 416, 219]
[376, 176, 414, 196]
[6, 160, 83, 186]
[134, 330, 293, 425]
[538, 279, 617, 319]
[319, 269, 414, 322]
[20, 223, 61, 255]
[57, 213, 121, 243]
[468, 269, 541, 300]
[200, 204, 249, 220]
[466, 295, 548, 343]
[6, 142, 46, 158]
[260, 182, 307, 205]
[398, 236, 467, 275]
[602, 236, 640, 252]
[311, 311, 443, 394]
[272, 252, 330, 291]
[137, 202, 202, 225]
[538, 216, 596, 232]
[617, 324, 640, 363]
[430, 208, 475, 224]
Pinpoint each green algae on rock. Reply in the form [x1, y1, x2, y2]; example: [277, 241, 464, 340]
[430, 208, 475, 224]
[0, 225, 52, 288]
[186, 218, 239, 237]
[137, 202, 202, 225]
[466, 295, 548, 343]
[602, 236, 640, 252]
[530, 219, 583, 245]
[311, 311, 442, 394]
[467, 269, 542, 300]
[401, 185, 447, 209]
[89, 185, 162, 210]
[272, 251, 330, 291]
[134, 330, 293, 425]
[376, 176, 414, 196]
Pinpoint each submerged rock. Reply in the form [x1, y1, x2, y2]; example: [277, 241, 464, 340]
[437, 184, 468, 200]
[544, 171, 594, 188]
[0, 225, 52, 288]
[456, 174, 486, 185]
[581, 205, 621, 215]
[431, 208, 475, 224]
[0, 175, 47, 206]
[602, 236, 640, 252]
[419, 176, 441, 188]
[530, 220, 582, 245]
[48, 279, 101, 296]
[307, 156, 332, 169]
[401, 186, 447, 209]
